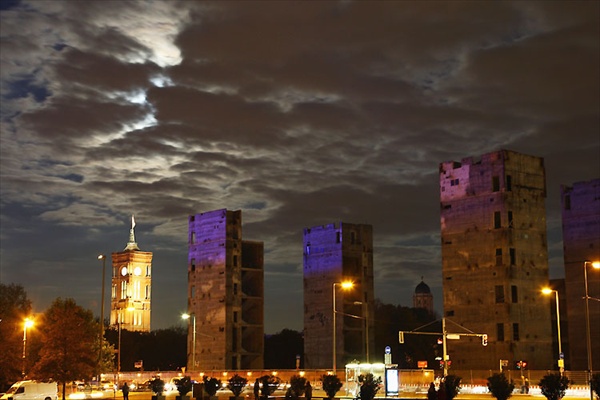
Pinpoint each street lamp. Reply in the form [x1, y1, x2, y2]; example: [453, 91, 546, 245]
[332, 281, 354, 374]
[541, 287, 563, 374]
[117, 307, 134, 381]
[584, 260, 600, 400]
[353, 301, 370, 363]
[98, 254, 107, 373]
[22, 317, 34, 377]
[182, 313, 196, 371]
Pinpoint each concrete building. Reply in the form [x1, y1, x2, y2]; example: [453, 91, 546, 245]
[110, 215, 152, 332]
[561, 178, 600, 371]
[439, 150, 553, 370]
[303, 222, 375, 370]
[187, 209, 264, 371]
[413, 279, 434, 316]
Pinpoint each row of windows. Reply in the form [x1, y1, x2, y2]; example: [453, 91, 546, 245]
[496, 248, 516, 266]
[495, 284, 518, 303]
[494, 210, 514, 229]
[111, 282, 150, 300]
[497, 322, 519, 341]
[444, 175, 512, 192]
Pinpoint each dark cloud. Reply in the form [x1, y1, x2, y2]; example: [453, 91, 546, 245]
[1, 0, 598, 333]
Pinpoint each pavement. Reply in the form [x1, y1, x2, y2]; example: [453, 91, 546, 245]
[63, 387, 596, 400]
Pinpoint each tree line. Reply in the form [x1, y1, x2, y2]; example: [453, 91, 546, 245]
[1, 283, 437, 395]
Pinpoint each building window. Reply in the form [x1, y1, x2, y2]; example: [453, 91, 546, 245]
[191, 258, 196, 272]
[513, 323, 520, 341]
[508, 211, 513, 228]
[510, 248, 516, 265]
[112, 284, 116, 299]
[233, 283, 238, 295]
[511, 285, 518, 303]
[495, 285, 505, 303]
[121, 281, 127, 299]
[450, 178, 460, 186]
[306, 243, 310, 255]
[497, 323, 505, 341]
[351, 232, 356, 244]
[493, 176, 500, 192]
[496, 249, 503, 266]
[146, 265, 151, 276]
[191, 285, 195, 299]
[494, 211, 501, 229]
[233, 311, 238, 323]
[145, 285, 150, 299]
[446, 310, 454, 316]
[336, 232, 341, 243]
[564, 195, 571, 210]
[233, 255, 238, 267]
[506, 175, 512, 191]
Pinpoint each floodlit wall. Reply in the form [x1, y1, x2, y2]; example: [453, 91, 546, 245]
[439, 150, 553, 370]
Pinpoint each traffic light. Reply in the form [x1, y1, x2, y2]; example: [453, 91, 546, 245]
[437, 337, 443, 345]
[482, 334, 488, 346]
[399, 331, 404, 344]
[515, 360, 528, 369]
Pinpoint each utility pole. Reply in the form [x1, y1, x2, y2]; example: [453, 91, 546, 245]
[399, 317, 488, 377]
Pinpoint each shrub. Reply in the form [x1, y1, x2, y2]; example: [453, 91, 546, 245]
[259, 375, 281, 399]
[539, 373, 570, 400]
[443, 375, 462, 400]
[487, 373, 515, 400]
[176, 376, 193, 397]
[321, 374, 343, 400]
[285, 375, 307, 399]
[591, 373, 600, 400]
[203, 377, 222, 397]
[228, 374, 248, 398]
[357, 373, 381, 400]
[150, 378, 165, 396]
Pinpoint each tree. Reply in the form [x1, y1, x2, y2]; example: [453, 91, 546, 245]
[442, 375, 462, 400]
[591, 373, 600, 400]
[539, 373, 570, 400]
[487, 373, 515, 400]
[264, 329, 303, 369]
[357, 373, 381, 400]
[30, 298, 98, 400]
[0, 283, 32, 392]
[321, 374, 343, 400]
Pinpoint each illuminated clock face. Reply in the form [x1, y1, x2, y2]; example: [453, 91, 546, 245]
[134, 267, 142, 276]
[121, 267, 128, 276]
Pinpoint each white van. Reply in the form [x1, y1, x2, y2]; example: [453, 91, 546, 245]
[0, 381, 58, 400]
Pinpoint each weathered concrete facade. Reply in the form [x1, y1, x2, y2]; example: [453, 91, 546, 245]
[110, 217, 152, 332]
[439, 150, 553, 370]
[303, 222, 375, 369]
[187, 209, 264, 371]
[561, 178, 600, 371]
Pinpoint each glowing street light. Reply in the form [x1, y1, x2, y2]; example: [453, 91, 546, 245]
[182, 313, 196, 371]
[541, 287, 563, 374]
[98, 254, 107, 375]
[22, 317, 34, 377]
[332, 280, 354, 374]
[584, 260, 600, 400]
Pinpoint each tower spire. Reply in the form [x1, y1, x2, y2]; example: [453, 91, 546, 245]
[124, 214, 140, 251]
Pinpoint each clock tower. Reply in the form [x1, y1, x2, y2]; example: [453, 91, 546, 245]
[110, 215, 152, 332]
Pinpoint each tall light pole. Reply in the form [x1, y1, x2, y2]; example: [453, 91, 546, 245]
[542, 287, 563, 374]
[584, 260, 600, 400]
[332, 281, 354, 374]
[98, 254, 107, 376]
[22, 317, 34, 377]
[353, 301, 369, 363]
[182, 313, 196, 371]
[117, 307, 134, 383]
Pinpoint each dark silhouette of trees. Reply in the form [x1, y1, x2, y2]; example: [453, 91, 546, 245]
[0, 283, 33, 391]
[104, 326, 186, 371]
[373, 300, 439, 369]
[31, 298, 98, 400]
[264, 329, 303, 369]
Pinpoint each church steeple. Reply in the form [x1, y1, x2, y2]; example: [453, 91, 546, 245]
[124, 214, 140, 251]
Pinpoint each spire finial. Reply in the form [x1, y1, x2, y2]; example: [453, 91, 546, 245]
[124, 214, 140, 251]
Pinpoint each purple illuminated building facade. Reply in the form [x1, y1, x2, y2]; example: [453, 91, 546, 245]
[187, 209, 264, 370]
[561, 178, 600, 371]
[303, 222, 375, 370]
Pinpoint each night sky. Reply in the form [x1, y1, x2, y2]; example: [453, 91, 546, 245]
[1, 1, 598, 334]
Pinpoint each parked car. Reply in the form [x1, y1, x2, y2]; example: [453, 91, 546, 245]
[1, 381, 58, 400]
